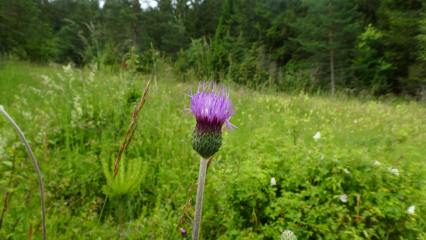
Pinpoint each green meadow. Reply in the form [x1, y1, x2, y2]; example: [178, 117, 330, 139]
[0, 61, 425, 239]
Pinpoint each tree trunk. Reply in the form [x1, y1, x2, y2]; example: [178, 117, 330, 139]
[328, 0, 336, 96]
[329, 31, 336, 96]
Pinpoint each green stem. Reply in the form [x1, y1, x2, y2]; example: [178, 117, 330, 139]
[192, 157, 209, 240]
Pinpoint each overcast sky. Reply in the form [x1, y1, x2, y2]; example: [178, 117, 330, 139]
[99, 0, 158, 9]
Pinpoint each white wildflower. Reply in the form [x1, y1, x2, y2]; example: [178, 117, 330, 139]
[29, 87, 42, 95]
[71, 96, 83, 127]
[63, 63, 72, 72]
[41, 74, 53, 87]
[41, 74, 62, 91]
[73, 96, 83, 116]
[88, 71, 95, 83]
[270, 177, 277, 186]
[339, 194, 348, 203]
[313, 131, 321, 141]
[281, 230, 297, 240]
[388, 167, 400, 176]
[407, 205, 415, 215]
[22, 111, 32, 120]
[373, 160, 381, 166]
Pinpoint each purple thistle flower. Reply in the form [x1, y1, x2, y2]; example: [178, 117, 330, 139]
[190, 83, 235, 158]
[190, 83, 235, 131]
[179, 227, 188, 238]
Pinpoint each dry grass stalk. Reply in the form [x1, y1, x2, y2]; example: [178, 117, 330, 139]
[98, 79, 151, 223]
[0, 151, 15, 229]
[113, 80, 151, 177]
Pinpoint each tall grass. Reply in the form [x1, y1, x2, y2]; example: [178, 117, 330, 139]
[0, 61, 425, 239]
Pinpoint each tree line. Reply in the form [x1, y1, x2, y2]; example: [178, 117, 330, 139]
[0, 0, 425, 97]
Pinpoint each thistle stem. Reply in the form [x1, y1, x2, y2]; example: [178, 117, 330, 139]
[0, 106, 46, 240]
[192, 157, 209, 240]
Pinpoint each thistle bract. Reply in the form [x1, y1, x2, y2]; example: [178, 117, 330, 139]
[190, 83, 234, 158]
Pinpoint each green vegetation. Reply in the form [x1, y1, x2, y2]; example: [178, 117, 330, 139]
[0, 61, 425, 239]
[1, 0, 425, 238]
[1, 0, 425, 96]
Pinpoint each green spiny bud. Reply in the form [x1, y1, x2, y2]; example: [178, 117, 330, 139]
[192, 129, 222, 158]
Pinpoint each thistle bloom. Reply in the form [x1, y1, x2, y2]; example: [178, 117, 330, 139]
[190, 83, 235, 240]
[190, 83, 235, 158]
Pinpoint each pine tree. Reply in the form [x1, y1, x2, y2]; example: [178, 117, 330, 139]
[292, 0, 361, 94]
[49, 0, 100, 64]
[375, 0, 423, 94]
[0, 0, 54, 61]
[411, 9, 426, 98]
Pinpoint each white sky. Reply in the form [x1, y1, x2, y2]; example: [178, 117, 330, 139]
[99, 0, 158, 9]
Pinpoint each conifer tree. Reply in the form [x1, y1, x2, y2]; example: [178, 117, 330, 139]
[292, 0, 361, 94]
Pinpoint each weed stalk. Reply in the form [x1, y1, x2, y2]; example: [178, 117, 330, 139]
[192, 157, 210, 240]
[0, 106, 47, 240]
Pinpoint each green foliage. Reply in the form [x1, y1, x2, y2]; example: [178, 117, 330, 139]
[278, 60, 316, 93]
[353, 24, 394, 94]
[1, 62, 425, 239]
[291, 0, 361, 92]
[418, 13, 426, 62]
[215, 143, 422, 238]
[0, 0, 55, 61]
[175, 38, 213, 79]
[138, 45, 161, 74]
[375, 0, 423, 95]
[228, 44, 270, 89]
[408, 11, 426, 99]
[102, 156, 146, 197]
[139, 0, 190, 56]
[49, 0, 100, 65]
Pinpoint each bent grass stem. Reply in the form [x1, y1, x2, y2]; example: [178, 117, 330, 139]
[0, 105, 47, 240]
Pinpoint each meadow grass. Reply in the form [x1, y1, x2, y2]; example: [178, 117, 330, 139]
[0, 61, 425, 239]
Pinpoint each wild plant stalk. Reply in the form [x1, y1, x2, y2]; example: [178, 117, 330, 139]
[0, 105, 47, 240]
[113, 79, 151, 177]
[0, 149, 15, 229]
[0, 192, 10, 230]
[177, 158, 214, 233]
[189, 83, 235, 239]
[98, 79, 151, 222]
[192, 157, 209, 240]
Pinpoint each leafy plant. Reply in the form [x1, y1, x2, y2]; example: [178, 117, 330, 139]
[102, 156, 146, 197]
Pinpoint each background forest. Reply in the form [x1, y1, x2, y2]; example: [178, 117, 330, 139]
[1, 0, 426, 97]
